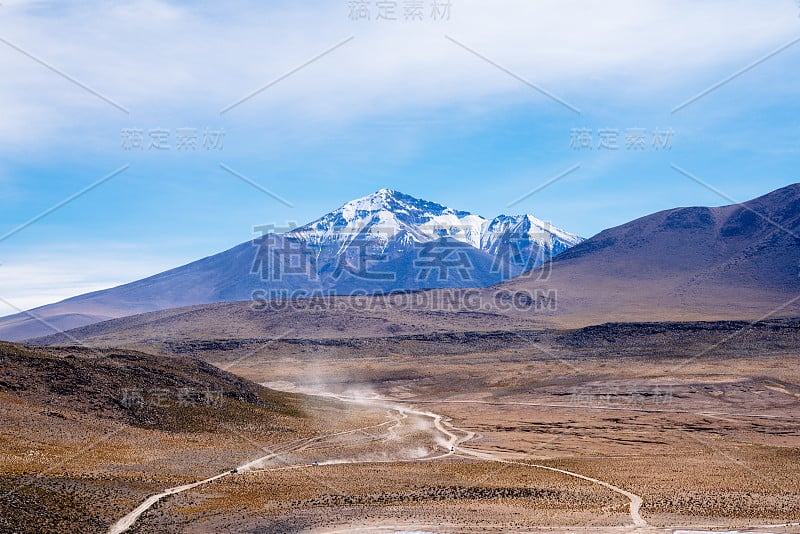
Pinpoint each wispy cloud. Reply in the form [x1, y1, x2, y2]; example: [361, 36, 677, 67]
[0, 244, 184, 316]
[0, 0, 796, 149]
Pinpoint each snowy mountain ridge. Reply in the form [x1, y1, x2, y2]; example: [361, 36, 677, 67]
[290, 188, 584, 256]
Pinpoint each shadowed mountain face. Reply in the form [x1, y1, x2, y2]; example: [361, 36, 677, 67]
[0, 189, 581, 341]
[497, 183, 800, 324]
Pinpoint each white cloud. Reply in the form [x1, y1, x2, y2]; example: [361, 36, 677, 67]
[0, 244, 183, 316]
[0, 0, 796, 148]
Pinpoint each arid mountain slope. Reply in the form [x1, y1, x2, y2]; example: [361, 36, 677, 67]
[496, 182, 800, 325]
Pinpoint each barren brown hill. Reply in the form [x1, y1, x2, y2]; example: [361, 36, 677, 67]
[494, 182, 800, 326]
[0, 342, 301, 431]
[0, 342, 318, 533]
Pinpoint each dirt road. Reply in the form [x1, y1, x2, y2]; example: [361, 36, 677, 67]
[107, 385, 647, 533]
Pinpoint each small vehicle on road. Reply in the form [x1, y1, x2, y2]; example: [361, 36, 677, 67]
[230, 468, 238, 474]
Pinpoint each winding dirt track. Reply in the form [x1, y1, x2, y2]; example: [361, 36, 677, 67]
[107, 388, 646, 533]
[107, 472, 229, 534]
[308, 391, 646, 528]
[429, 405, 647, 525]
[106, 417, 395, 534]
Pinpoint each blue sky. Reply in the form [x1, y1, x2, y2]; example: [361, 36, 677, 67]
[0, 0, 798, 314]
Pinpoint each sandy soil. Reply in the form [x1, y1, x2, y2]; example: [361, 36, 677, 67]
[5, 321, 800, 533]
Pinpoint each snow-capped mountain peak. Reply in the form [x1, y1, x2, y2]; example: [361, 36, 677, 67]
[291, 189, 472, 247]
[289, 189, 583, 268]
[481, 213, 583, 254]
[291, 189, 582, 257]
[334, 188, 470, 225]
